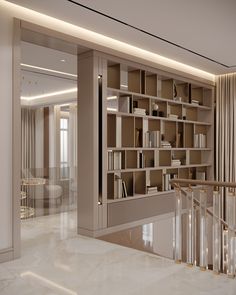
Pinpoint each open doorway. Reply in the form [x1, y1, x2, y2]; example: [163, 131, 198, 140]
[19, 31, 88, 238]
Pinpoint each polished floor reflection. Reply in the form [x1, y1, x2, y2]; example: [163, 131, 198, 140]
[99, 215, 174, 259]
[1, 212, 236, 295]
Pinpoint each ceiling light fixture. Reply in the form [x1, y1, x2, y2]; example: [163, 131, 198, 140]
[21, 87, 77, 100]
[60, 59, 66, 62]
[21, 63, 77, 78]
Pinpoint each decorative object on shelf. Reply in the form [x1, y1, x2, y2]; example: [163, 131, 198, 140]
[174, 82, 177, 98]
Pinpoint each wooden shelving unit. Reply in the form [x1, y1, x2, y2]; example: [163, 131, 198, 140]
[106, 61, 214, 207]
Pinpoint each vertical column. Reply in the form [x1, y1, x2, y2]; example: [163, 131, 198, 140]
[186, 187, 195, 265]
[77, 51, 107, 237]
[199, 189, 208, 270]
[174, 186, 182, 263]
[213, 190, 221, 274]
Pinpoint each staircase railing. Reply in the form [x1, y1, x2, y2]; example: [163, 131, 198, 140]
[170, 178, 236, 277]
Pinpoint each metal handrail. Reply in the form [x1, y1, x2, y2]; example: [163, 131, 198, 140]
[170, 178, 236, 189]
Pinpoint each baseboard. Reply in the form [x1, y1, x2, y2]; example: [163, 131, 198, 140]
[0, 248, 14, 263]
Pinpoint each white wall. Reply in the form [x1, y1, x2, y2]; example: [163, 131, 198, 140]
[0, 10, 13, 250]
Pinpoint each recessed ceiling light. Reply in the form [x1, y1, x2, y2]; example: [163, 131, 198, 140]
[60, 59, 66, 62]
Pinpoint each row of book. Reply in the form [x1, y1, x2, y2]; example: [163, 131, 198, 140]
[144, 130, 160, 148]
[162, 173, 177, 191]
[194, 133, 207, 148]
[108, 151, 122, 170]
[114, 176, 128, 199]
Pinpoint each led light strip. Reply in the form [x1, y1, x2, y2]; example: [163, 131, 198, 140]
[21, 63, 77, 78]
[21, 87, 77, 100]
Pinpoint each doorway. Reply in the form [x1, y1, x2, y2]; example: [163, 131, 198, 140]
[19, 30, 88, 239]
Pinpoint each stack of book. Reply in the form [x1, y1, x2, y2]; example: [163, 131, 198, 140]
[144, 130, 160, 148]
[161, 141, 171, 148]
[114, 175, 128, 198]
[194, 133, 206, 148]
[146, 186, 158, 194]
[168, 114, 178, 120]
[171, 159, 181, 166]
[134, 108, 146, 116]
[191, 99, 200, 106]
[108, 151, 122, 170]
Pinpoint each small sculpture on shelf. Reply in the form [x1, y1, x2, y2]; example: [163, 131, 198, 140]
[152, 102, 159, 116]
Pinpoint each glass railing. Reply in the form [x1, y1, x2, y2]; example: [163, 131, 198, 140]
[171, 178, 236, 278]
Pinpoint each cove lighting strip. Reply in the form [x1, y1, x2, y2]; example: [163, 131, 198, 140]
[1, 0, 215, 82]
[21, 63, 77, 78]
[21, 87, 77, 100]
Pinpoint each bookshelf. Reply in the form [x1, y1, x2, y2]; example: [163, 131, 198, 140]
[106, 61, 214, 210]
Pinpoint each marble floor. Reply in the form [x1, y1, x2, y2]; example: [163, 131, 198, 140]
[1, 212, 236, 295]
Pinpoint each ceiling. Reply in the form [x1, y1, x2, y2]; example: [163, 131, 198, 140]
[6, 0, 236, 75]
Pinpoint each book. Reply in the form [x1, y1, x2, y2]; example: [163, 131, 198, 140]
[122, 180, 128, 198]
[114, 176, 123, 199]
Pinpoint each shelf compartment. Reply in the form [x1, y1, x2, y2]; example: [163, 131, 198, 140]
[149, 169, 162, 192]
[161, 79, 173, 100]
[184, 123, 194, 148]
[133, 95, 150, 115]
[167, 103, 182, 119]
[126, 150, 138, 169]
[172, 150, 186, 166]
[107, 114, 118, 147]
[121, 172, 134, 197]
[107, 64, 120, 89]
[163, 121, 177, 147]
[145, 72, 157, 96]
[107, 173, 115, 199]
[178, 167, 190, 179]
[134, 171, 146, 194]
[150, 99, 167, 117]
[159, 150, 171, 166]
[176, 122, 184, 148]
[189, 150, 201, 165]
[184, 106, 198, 121]
[128, 69, 143, 93]
[122, 116, 135, 147]
[135, 117, 143, 147]
[174, 81, 189, 103]
[143, 150, 155, 168]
